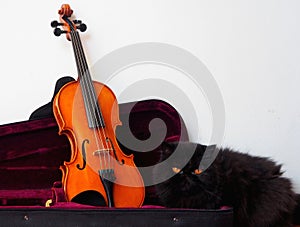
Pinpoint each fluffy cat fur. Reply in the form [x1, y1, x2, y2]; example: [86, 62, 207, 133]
[153, 141, 296, 227]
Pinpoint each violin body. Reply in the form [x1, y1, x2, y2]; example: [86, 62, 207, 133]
[51, 4, 144, 207]
[53, 80, 145, 207]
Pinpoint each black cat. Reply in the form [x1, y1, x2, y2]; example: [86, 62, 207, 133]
[153, 141, 296, 227]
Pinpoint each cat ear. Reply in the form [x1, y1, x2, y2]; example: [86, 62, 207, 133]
[198, 144, 219, 170]
[196, 143, 208, 152]
[196, 144, 217, 154]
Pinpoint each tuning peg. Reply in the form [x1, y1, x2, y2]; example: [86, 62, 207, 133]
[51, 20, 64, 28]
[73, 20, 82, 24]
[77, 23, 87, 32]
[53, 28, 67, 36]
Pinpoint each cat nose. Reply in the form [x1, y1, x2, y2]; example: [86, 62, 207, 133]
[181, 178, 193, 190]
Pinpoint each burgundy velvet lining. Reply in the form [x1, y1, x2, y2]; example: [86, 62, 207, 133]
[0, 99, 189, 207]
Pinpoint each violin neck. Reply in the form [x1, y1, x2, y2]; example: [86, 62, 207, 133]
[69, 30, 105, 129]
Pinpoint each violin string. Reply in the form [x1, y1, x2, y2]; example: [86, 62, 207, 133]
[71, 29, 112, 173]
[73, 31, 112, 172]
[70, 21, 113, 176]
[73, 31, 114, 172]
[70, 30, 105, 171]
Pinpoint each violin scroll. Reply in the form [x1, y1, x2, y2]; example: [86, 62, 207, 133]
[58, 4, 73, 17]
[51, 4, 87, 40]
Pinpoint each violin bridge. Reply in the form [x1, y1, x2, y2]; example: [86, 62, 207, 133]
[93, 149, 113, 156]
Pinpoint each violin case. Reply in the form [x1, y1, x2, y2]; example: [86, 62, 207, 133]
[0, 77, 233, 226]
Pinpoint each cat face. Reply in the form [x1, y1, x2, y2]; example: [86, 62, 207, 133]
[158, 142, 204, 175]
[153, 142, 222, 208]
[154, 142, 208, 194]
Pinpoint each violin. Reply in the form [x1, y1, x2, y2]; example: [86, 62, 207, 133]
[51, 4, 145, 207]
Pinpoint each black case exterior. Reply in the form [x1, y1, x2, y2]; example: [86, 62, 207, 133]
[0, 208, 233, 227]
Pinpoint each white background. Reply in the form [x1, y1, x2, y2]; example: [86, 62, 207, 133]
[0, 1, 299, 192]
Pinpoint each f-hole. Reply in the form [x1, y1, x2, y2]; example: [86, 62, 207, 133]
[106, 137, 124, 165]
[76, 139, 89, 170]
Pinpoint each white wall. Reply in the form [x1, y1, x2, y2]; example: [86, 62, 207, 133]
[0, 1, 299, 192]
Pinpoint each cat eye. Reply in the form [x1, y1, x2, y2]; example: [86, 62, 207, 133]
[172, 167, 181, 174]
[193, 169, 202, 175]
